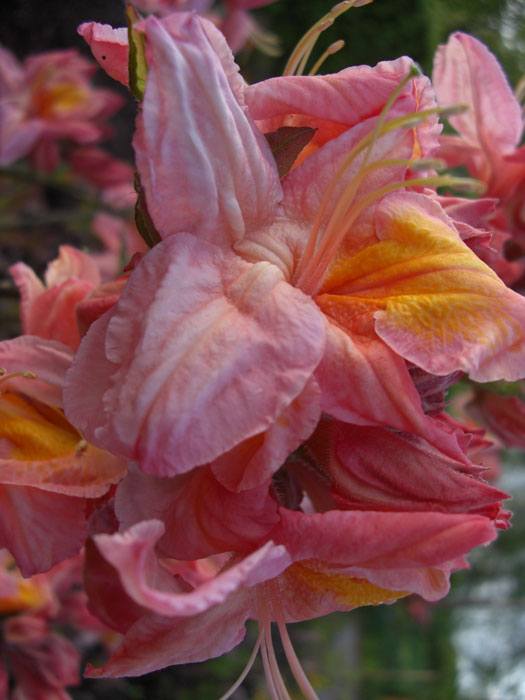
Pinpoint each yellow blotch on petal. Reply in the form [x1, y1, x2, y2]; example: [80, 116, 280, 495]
[0, 392, 81, 461]
[320, 208, 500, 298]
[0, 578, 48, 616]
[32, 82, 88, 119]
[316, 204, 516, 362]
[0, 555, 48, 616]
[288, 562, 408, 608]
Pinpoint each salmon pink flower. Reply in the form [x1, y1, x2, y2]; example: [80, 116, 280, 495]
[0, 551, 111, 699]
[82, 496, 498, 693]
[0, 46, 123, 170]
[0, 336, 126, 575]
[433, 32, 525, 251]
[468, 385, 525, 450]
[10, 246, 101, 350]
[65, 13, 525, 489]
[79, 401, 505, 694]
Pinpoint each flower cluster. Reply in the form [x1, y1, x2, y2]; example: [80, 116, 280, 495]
[1, 2, 524, 697]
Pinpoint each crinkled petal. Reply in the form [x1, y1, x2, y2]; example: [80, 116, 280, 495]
[94, 520, 290, 616]
[86, 593, 251, 678]
[65, 234, 325, 476]
[272, 508, 496, 572]
[328, 421, 506, 518]
[211, 376, 321, 491]
[318, 192, 525, 381]
[134, 13, 281, 245]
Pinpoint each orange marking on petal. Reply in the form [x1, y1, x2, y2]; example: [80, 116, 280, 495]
[32, 82, 88, 118]
[286, 562, 407, 607]
[0, 578, 48, 616]
[0, 556, 48, 615]
[317, 206, 505, 339]
[0, 392, 80, 461]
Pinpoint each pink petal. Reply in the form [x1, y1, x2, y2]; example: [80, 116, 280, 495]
[115, 465, 279, 559]
[272, 508, 496, 572]
[44, 245, 101, 287]
[11, 264, 95, 350]
[0, 336, 73, 408]
[65, 234, 325, 476]
[7, 628, 80, 697]
[315, 322, 464, 460]
[86, 592, 251, 677]
[211, 376, 321, 491]
[134, 13, 281, 245]
[77, 22, 129, 86]
[219, 9, 253, 54]
[0, 444, 125, 499]
[0, 485, 87, 576]
[246, 56, 440, 155]
[94, 520, 290, 617]
[282, 115, 414, 229]
[84, 538, 147, 633]
[433, 32, 523, 156]
[329, 421, 506, 518]
[370, 193, 525, 381]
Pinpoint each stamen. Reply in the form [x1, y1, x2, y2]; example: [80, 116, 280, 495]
[277, 620, 320, 700]
[260, 627, 282, 700]
[218, 627, 263, 700]
[283, 1, 372, 77]
[515, 75, 525, 104]
[309, 39, 346, 76]
[264, 621, 293, 700]
[294, 98, 469, 293]
[294, 68, 419, 286]
[251, 26, 282, 58]
[301, 173, 485, 296]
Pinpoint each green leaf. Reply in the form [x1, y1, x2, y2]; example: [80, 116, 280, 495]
[134, 173, 161, 248]
[264, 126, 316, 178]
[126, 4, 147, 101]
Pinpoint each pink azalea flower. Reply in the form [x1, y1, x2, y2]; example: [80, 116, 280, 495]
[78, 399, 505, 693]
[470, 385, 525, 450]
[433, 32, 525, 250]
[0, 336, 126, 575]
[82, 494, 498, 689]
[65, 13, 525, 490]
[0, 46, 123, 169]
[68, 146, 136, 207]
[0, 551, 111, 699]
[10, 246, 101, 350]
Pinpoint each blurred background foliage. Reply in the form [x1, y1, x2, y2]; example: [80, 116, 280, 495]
[2, 0, 525, 698]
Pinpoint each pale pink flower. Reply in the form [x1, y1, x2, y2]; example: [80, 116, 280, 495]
[0, 46, 123, 169]
[66, 14, 525, 491]
[433, 32, 525, 250]
[0, 336, 126, 575]
[10, 246, 101, 350]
